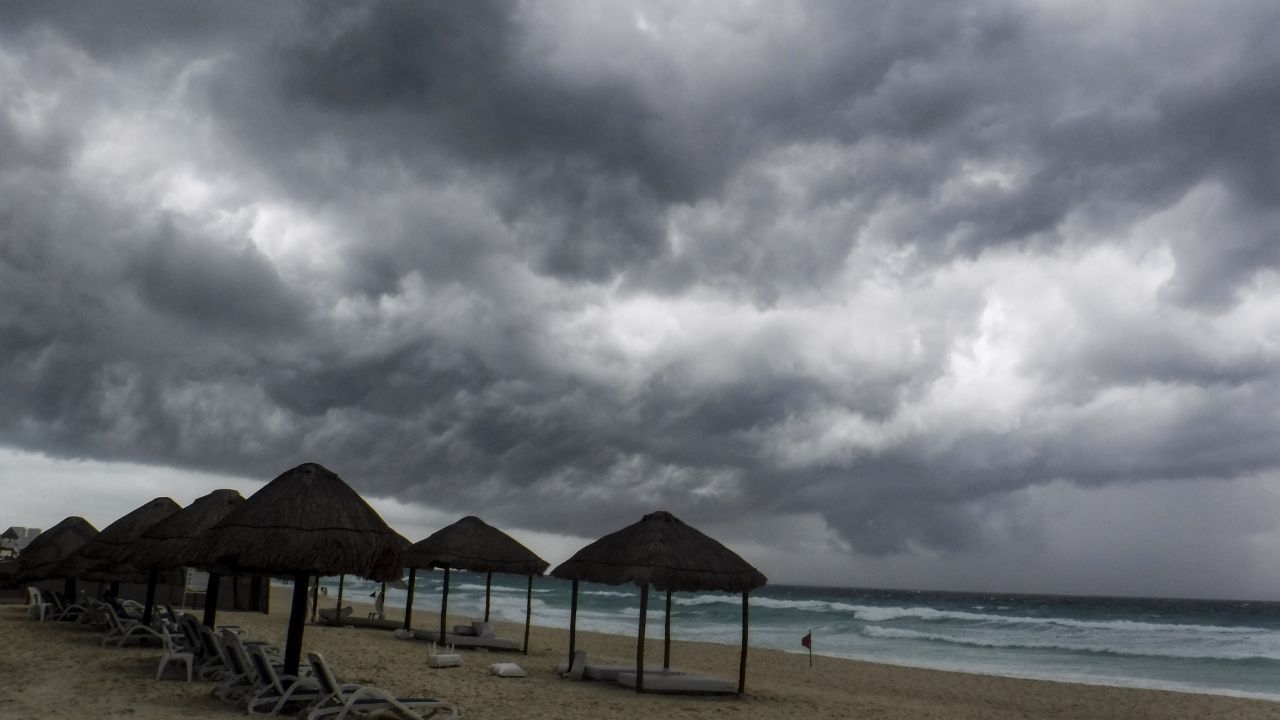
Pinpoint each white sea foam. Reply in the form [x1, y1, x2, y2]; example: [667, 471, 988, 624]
[581, 589, 635, 598]
[850, 605, 1271, 635]
[681, 594, 1271, 637]
[857, 625, 1280, 662]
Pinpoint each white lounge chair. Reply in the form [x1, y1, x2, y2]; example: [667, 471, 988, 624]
[100, 610, 163, 647]
[556, 649, 586, 680]
[244, 645, 323, 716]
[193, 623, 234, 680]
[213, 629, 265, 701]
[26, 587, 50, 621]
[303, 652, 458, 720]
[156, 626, 195, 682]
[47, 591, 87, 621]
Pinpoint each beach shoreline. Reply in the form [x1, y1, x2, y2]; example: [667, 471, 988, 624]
[2, 587, 1278, 720]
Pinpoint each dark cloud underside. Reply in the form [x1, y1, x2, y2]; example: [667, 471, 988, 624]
[2, 1, 1280, 594]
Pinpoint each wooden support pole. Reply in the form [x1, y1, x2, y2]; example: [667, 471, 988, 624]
[284, 572, 309, 677]
[403, 567, 417, 630]
[663, 589, 672, 669]
[335, 574, 345, 627]
[142, 569, 158, 625]
[738, 591, 749, 695]
[523, 574, 533, 655]
[439, 567, 451, 642]
[202, 572, 221, 628]
[567, 579, 579, 670]
[310, 576, 319, 623]
[484, 572, 493, 622]
[636, 583, 649, 693]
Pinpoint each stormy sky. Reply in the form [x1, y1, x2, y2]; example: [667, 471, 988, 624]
[3, 1, 1280, 600]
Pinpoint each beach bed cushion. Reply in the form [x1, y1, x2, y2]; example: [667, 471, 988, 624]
[317, 606, 354, 625]
[615, 672, 737, 695]
[584, 664, 685, 682]
[447, 635, 520, 651]
[406, 628, 520, 651]
[337, 616, 402, 631]
[489, 662, 527, 678]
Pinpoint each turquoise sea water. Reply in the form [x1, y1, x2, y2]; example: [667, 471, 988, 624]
[298, 574, 1280, 702]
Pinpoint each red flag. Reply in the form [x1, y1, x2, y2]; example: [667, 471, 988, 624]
[801, 631, 812, 649]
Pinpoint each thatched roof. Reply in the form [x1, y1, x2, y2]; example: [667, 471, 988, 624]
[187, 463, 405, 581]
[122, 489, 244, 571]
[550, 510, 767, 593]
[58, 498, 182, 582]
[405, 515, 549, 576]
[15, 516, 97, 581]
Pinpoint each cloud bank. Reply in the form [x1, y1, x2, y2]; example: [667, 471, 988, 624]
[3, 1, 1280, 596]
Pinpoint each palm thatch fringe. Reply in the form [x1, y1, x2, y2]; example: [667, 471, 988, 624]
[185, 462, 406, 678]
[550, 510, 767, 593]
[405, 516, 549, 575]
[57, 498, 181, 583]
[15, 516, 97, 581]
[124, 489, 244, 570]
[188, 463, 405, 582]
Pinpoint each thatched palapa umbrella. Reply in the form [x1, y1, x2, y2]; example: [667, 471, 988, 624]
[121, 489, 244, 628]
[58, 497, 182, 624]
[15, 516, 98, 601]
[187, 463, 405, 675]
[551, 510, 767, 694]
[404, 516, 549, 654]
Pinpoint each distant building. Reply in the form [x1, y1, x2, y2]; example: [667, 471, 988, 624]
[0, 527, 41, 558]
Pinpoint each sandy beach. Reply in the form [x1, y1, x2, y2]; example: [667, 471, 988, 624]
[1, 589, 1277, 720]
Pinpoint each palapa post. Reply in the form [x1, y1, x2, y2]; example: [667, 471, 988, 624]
[524, 575, 534, 656]
[402, 567, 417, 630]
[636, 583, 650, 693]
[335, 574, 345, 627]
[186, 463, 405, 676]
[202, 572, 221, 627]
[551, 510, 768, 695]
[664, 589, 673, 669]
[567, 579, 579, 669]
[310, 576, 320, 624]
[439, 567, 450, 641]
[484, 572, 493, 622]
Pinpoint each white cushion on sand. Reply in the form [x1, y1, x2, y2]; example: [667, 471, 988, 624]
[489, 662, 527, 678]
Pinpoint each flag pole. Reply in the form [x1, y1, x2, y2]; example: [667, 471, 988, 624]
[808, 628, 812, 667]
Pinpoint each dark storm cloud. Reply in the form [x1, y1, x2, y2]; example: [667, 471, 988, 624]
[3, 0, 1280, 593]
[128, 220, 308, 333]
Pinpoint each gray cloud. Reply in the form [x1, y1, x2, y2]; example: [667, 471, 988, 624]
[3, 0, 1280, 595]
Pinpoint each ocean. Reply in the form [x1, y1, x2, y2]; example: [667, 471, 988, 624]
[302, 574, 1280, 702]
